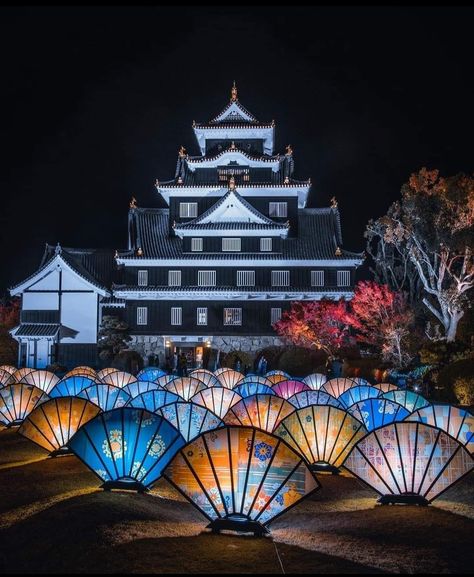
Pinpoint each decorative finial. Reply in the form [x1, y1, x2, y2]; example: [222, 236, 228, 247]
[177, 176, 183, 184]
[192, 119, 196, 128]
[130, 196, 137, 209]
[137, 247, 143, 257]
[114, 249, 119, 259]
[230, 141, 236, 150]
[285, 144, 293, 156]
[155, 178, 160, 188]
[284, 175, 290, 184]
[178, 145, 187, 157]
[231, 80, 238, 102]
[229, 175, 236, 190]
[271, 119, 275, 127]
[330, 196, 338, 209]
[55, 242, 62, 255]
[335, 246, 342, 257]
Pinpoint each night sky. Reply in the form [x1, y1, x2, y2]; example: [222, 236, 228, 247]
[1, 6, 473, 293]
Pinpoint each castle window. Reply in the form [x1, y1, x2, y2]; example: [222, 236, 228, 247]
[197, 307, 208, 325]
[271, 308, 282, 324]
[224, 308, 242, 326]
[311, 270, 325, 287]
[137, 307, 148, 325]
[260, 238, 272, 252]
[198, 270, 216, 287]
[191, 238, 203, 252]
[337, 270, 351, 287]
[269, 202, 287, 217]
[168, 270, 181, 286]
[271, 270, 290, 287]
[137, 270, 148, 286]
[222, 238, 241, 252]
[179, 202, 198, 218]
[237, 270, 255, 287]
[171, 307, 182, 325]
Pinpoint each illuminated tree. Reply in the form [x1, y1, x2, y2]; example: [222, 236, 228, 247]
[346, 281, 415, 368]
[367, 168, 474, 342]
[273, 299, 352, 358]
[0, 296, 20, 365]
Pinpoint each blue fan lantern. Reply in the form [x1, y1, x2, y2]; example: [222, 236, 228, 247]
[136, 367, 166, 381]
[78, 384, 131, 411]
[236, 375, 274, 387]
[347, 398, 410, 431]
[338, 385, 381, 408]
[68, 407, 186, 492]
[156, 402, 223, 442]
[163, 425, 321, 535]
[129, 390, 183, 412]
[49, 375, 97, 398]
[287, 390, 345, 410]
[122, 381, 162, 399]
[265, 370, 290, 378]
[233, 383, 276, 399]
[381, 390, 430, 413]
[189, 370, 222, 388]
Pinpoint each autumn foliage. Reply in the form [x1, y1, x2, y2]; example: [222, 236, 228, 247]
[0, 297, 20, 366]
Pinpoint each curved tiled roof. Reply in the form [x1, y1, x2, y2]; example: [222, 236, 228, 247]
[120, 207, 363, 261]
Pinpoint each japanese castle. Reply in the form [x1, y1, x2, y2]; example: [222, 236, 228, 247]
[10, 83, 363, 369]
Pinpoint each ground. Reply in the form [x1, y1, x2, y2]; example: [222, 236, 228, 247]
[0, 428, 473, 574]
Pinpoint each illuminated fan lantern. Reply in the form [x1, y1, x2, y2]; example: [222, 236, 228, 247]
[20, 370, 60, 394]
[320, 378, 357, 398]
[10, 368, 35, 382]
[0, 384, 49, 427]
[49, 375, 97, 398]
[163, 426, 321, 535]
[156, 374, 179, 388]
[96, 368, 120, 380]
[406, 404, 474, 455]
[338, 385, 381, 408]
[78, 384, 131, 411]
[0, 369, 15, 387]
[130, 389, 183, 412]
[165, 377, 207, 401]
[381, 390, 430, 413]
[233, 383, 276, 399]
[224, 394, 295, 433]
[68, 407, 186, 492]
[63, 366, 98, 380]
[274, 405, 366, 474]
[265, 370, 290, 378]
[0, 365, 16, 374]
[351, 377, 370, 387]
[287, 390, 344, 410]
[343, 422, 474, 505]
[236, 375, 274, 388]
[373, 382, 399, 393]
[157, 402, 223, 442]
[102, 371, 137, 388]
[347, 398, 410, 431]
[189, 370, 221, 388]
[215, 369, 244, 389]
[19, 396, 101, 456]
[271, 380, 311, 400]
[190, 387, 242, 419]
[137, 367, 166, 381]
[266, 373, 288, 385]
[302, 373, 327, 391]
[122, 381, 162, 399]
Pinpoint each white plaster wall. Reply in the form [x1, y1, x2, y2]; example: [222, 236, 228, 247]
[61, 292, 98, 343]
[61, 267, 93, 291]
[23, 292, 59, 310]
[28, 269, 60, 290]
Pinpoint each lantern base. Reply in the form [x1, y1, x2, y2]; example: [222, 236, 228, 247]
[378, 494, 429, 506]
[6, 421, 21, 428]
[310, 463, 340, 475]
[206, 515, 269, 536]
[49, 447, 73, 458]
[101, 479, 149, 493]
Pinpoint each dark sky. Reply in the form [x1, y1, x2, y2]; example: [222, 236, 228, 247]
[1, 6, 473, 293]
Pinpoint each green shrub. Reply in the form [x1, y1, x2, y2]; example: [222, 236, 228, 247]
[277, 347, 327, 378]
[437, 359, 474, 405]
[342, 358, 389, 382]
[221, 350, 254, 371]
[453, 378, 474, 407]
[256, 346, 285, 371]
[419, 341, 472, 365]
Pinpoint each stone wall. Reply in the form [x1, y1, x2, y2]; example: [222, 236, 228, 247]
[211, 335, 285, 355]
[129, 335, 166, 366]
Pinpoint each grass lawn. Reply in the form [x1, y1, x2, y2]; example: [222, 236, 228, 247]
[0, 428, 473, 573]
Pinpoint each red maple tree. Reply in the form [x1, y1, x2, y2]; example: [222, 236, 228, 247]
[0, 297, 20, 366]
[273, 299, 352, 358]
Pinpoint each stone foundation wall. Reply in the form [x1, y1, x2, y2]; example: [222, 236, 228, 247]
[211, 335, 284, 355]
[129, 335, 166, 366]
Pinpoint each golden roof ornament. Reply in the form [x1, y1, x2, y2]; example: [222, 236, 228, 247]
[130, 196, 137, 209]
[114, 249, 119, 259]
[284, 175, 290, 184]
[229, 175, 236, 190]
[177, 176, 183, 184]
[178, 145, 187, 157]
[335, 246, 342, 257]
[285, 144, 293, 156]
[330, 196, 338, 209]
[230, 141, 236, 150]
[192, 119, 196, 128]
[230, 80, 238, 102]
[155, 178, 160, 187]
[137, 247, 143, 257]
